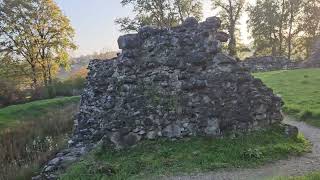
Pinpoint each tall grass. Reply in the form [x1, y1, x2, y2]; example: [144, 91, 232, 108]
[0, 100, 79, 180]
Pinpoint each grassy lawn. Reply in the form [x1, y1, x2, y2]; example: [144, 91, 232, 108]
[273, 172, 320, 180]
[0, 96, 80, 129]
[254, 68, 320, 127]
[61, 127, 310, 180]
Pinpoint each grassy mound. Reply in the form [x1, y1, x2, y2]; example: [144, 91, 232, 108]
[255, 68, 320, 127]
[0, 96, 80, 129]
[61, 127, 310, 180]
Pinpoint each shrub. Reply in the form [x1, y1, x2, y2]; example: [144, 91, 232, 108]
[46, 67, 87, 97]
[54, 77, 86, 97]
[242, 148, 264, 160]
[0, 78, 26, 107]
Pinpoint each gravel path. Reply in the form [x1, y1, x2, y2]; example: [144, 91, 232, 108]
[161, 116, 320, 180]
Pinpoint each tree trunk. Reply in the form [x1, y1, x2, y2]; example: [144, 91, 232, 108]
[176, 0, 185, 23]
[288, 13, 294, 60]
[306, 38, 312, 58]
[279, 0, 285, 56]
[41, 63, 48, 87]
[228, 22, 237, 56]
[30, 64, 40, 99]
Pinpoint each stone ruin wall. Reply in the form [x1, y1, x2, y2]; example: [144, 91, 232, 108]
[240, 56, 299, 73]
[71, 17, 283, 149]
[35, 17, 287, 179]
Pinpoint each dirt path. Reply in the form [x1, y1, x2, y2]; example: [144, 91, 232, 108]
[162, 116, 320, 180]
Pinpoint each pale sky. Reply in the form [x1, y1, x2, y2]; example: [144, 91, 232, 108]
[55, 0, 253, 57]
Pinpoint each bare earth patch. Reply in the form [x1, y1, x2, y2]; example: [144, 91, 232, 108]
[162, 116, 320, 180]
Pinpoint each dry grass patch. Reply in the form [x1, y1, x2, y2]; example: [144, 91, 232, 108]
[0, 97, 79, 180]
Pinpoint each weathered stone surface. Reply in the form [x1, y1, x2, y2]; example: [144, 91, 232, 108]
[240, 56, 299, 72]
[33, 144, 94, 180]
[72, 16, 283, 150]
[182, 17, 199, 28]
[117, 34, 141, 49]
[282, 124, 299, 138]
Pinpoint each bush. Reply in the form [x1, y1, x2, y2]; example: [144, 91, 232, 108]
[0, 78, 27, 107]
[39, 67, 87, 98]
[242, 148, 264, 160]
[54, 77, 86, 97]
[0, 67, 87, 106]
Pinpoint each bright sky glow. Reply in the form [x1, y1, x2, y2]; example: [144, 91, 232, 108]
[55, 0, 255, 57]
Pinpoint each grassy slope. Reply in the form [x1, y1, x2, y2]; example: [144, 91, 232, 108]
[0, 96, 80, 129]
[0, 96, 80, 180]
[254, 68, 320, 127]
[61, 127, 310, 180]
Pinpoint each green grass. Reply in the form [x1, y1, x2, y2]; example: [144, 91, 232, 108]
[254, 68, 320, 127]
[61, 127, 310, 180]
[0, 96, 80, 129]
[272, 171, 320, 180]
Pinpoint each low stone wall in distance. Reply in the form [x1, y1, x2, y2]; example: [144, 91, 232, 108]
[240, 56, 299, 72]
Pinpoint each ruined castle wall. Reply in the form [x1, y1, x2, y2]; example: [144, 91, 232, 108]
[71, 17, 283, 149]
[35, 17, 285, 179]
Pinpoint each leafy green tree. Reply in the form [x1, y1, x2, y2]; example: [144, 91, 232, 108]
[115, 0, 203, 32]
[301, 0, 320, 57]
[0, 0, 40, 91]
[247, 0, 283, 56]
[212, 0, 246, 57]
[247, 0, 317, 60]
[33, 0, 76, 96]
[287, 0, 302, 60]
[0, 0, 76, 97]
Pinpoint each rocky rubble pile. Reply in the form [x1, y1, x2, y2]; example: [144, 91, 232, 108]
[35, 16, 286, 179]
[240, 56, 299, 72]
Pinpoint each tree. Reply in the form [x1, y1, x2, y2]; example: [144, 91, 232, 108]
[247, 0, 282, 56]
[115, 0, 203, 32]
[174, 0, 202, 23]
[0, 0, 76, 97]
[0, 0, 40, 91]
[287, 0, 302, 60]
[33, 0, 76, 96]
[248, 0, 313, 60]
[301, 0, 320, 57]
[212, 0, 246, 57]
